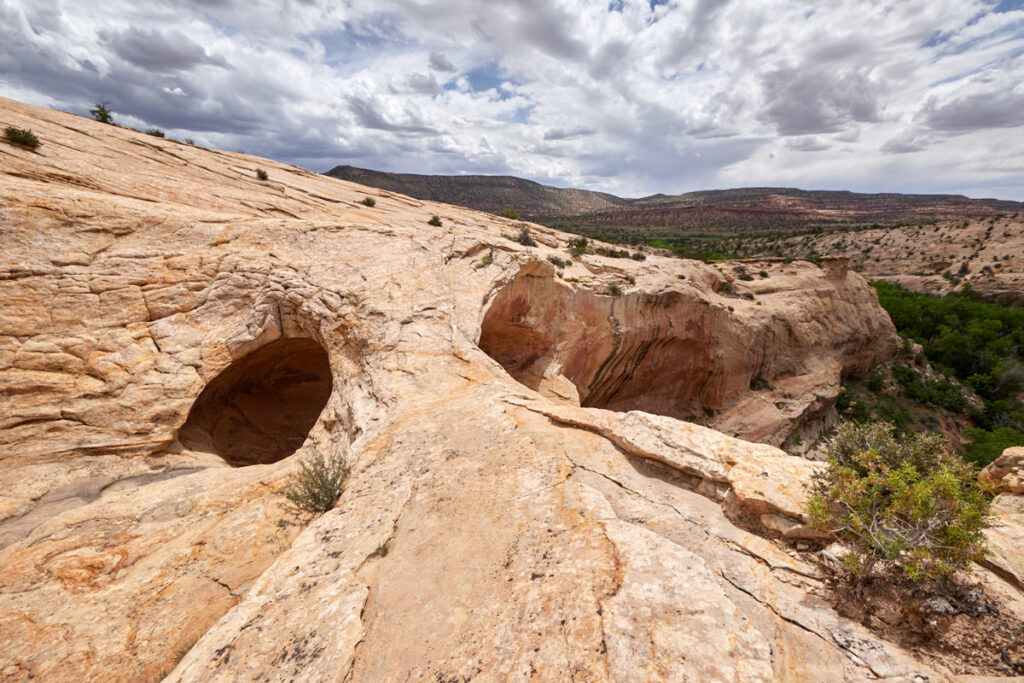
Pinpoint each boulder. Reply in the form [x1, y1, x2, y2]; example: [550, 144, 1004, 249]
[980, 447, 1024, 494]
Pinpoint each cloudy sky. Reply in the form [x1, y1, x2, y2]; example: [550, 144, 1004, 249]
[2, 0, 1023, 200]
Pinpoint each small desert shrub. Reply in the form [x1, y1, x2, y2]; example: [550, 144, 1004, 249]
[759, 270, 769, 278]
[89, 100, 114, 124]
[281, 451, 351, 519]
[607, 283, 622, 296]
[503, 207, 520, 220]
[256, 168, 269, 181]
[145, 128, 165, 138]
[3, 126, 40, 150]
[428, 215, 442, 227]
[631, 251, 646, 261]
[808, 421, 991, 581]
[361, 196, 376, 207]
[547, 255, 570, 268]
[516, 226, 537, 247]
[567, 237, 591, 257]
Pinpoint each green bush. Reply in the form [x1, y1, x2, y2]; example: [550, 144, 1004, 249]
[361, 196, 376, 207]
[568, 237, 591, 257]
[145, 128, 165, 138]
[503, 207, 520, 220]
[256, 168, 269, 181]
[873, 281, 1024, 464]
[428, 215, 442, 227]
[89, 100, 114, 124]
[516, 226, 537, 247]
[3, 126, 40, 150]
[808, 421, 991, 581]
[281, 451, 350, 519]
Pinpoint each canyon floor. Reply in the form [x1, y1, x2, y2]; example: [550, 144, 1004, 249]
[3, 96, 1024, 681]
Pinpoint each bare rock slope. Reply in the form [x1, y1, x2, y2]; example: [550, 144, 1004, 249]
[0, 96, 1014, 681]
[761, 216, 1024, 301]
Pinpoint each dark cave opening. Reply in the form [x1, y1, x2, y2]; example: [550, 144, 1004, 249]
[178, 337, 332, 466]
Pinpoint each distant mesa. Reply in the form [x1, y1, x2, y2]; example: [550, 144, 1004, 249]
[324, 164, 1024, 233]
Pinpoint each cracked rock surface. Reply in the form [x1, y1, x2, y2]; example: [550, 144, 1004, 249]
[0, 96, 1004, 681]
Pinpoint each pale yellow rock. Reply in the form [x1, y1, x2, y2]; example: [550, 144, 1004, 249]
[0, 95, 988, 682]
[980, 447, 1024, 494]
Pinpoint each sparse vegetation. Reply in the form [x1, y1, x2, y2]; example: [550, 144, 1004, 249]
[89, 100, 114, 124]
[256, 168, 269, 181]
[145, 128, 165, 138]
[547, 255, 570, 268]
[808, 421, 991, 582]
[361, 196, 376, 207]
[3, 126, 40, 150]
[428, 215, 442, 227]
[607, 283, 622, 296]
[516, 226, 537, 247]
[503, 207, 520, 220]
[280, 451, 351, 519]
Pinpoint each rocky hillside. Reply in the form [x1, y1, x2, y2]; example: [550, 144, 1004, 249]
[4, 96, 1024, 680]
[324, 164, 624, 216]
[324, 165, 1023, 233]
[732, 215, 1024, 302]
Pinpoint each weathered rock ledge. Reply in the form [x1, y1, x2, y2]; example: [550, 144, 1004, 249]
[0, 96, 1016, 681]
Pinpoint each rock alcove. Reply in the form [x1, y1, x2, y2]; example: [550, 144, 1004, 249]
[178, 337, 332, 466]
[478, 266, 722, 420]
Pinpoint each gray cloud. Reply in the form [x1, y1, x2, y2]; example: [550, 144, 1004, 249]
[786, 136, 830, 152]
[760, 67, 881, 136]
[881, 130, 931, 154]
[347, 93, 437, 134]
[105, 28, 230, 72]
[543, 126, 595, 141]
[390, 72, 441, 94]
[429, 52, 455, 72]
[922, 90, 1024, 132]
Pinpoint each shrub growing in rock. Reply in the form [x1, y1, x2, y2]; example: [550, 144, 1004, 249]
[516, 226, 537, 247]
[145, 128, 165, 138]
[428, 215, 442, 227]
[361, 196, 376, 207]
[89, 100, 114, 124]
[3, 126, 40, 150]
[808, 421, 991, 581]
[281, 451, 350, 519]
[256, 168, 269, 181]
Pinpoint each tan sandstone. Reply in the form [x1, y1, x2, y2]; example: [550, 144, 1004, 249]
[0, 96, 1012, 681]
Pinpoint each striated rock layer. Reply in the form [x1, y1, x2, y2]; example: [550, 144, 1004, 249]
[0, 96, 1012, 681]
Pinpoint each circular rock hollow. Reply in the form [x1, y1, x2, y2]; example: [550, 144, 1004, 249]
[178, 337, 332, 466]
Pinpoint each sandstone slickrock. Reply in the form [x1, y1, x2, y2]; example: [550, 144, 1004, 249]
[0, 96, 1014, 681]
[980, 447, 1024, 495]
[981, 448, 1024, 597]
